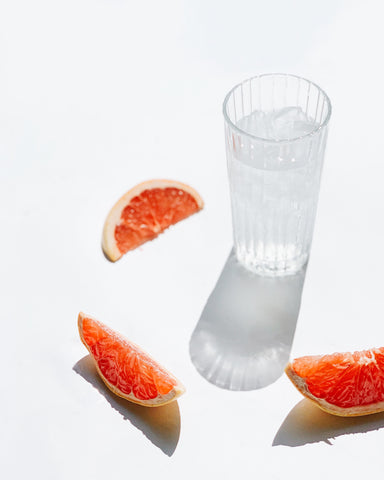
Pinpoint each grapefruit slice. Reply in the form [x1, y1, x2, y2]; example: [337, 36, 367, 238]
[102, 179, 204, 262]
[78, 312, 185, 407]
[285, 347, 384, 416]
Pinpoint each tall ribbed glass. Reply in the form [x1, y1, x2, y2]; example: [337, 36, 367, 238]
[223, 74, 331, 276]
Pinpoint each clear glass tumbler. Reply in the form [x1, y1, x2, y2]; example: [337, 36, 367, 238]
[223, 74, 331, 276]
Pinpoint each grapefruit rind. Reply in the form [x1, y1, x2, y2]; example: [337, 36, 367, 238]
[285, 363, 384, 417]
[102, 179, 204, 262]
[78, 312, 185, 407]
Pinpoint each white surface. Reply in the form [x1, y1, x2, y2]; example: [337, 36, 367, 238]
[2, 1, 384, 478]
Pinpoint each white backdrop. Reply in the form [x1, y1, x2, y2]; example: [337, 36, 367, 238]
[2, 1, 384, 478]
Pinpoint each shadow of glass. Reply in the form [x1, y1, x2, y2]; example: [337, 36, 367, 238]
[189, 249, 306, 390]
[73, 355, 181, 456]
[273, 398, 384, 447]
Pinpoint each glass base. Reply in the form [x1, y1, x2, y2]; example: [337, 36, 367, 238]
[235, 249, 308, 277]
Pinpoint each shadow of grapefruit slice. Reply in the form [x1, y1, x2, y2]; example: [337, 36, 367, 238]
[78, 312, 185, 407]
[286, 348, 384, 416]
[102, 179, 204, 262]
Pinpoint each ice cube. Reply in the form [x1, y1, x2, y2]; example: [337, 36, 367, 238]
[270, 107, 316, 140]
[236, 107, 318, 141]
[237, 110, 268, 138]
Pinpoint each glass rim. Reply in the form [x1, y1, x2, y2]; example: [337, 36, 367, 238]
[222, 73, 332, 144]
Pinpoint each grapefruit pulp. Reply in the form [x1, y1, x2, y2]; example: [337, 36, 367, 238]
[102, 179, 204, 262]
[78, 312, 185, 407]
[286, 347, 384, 416]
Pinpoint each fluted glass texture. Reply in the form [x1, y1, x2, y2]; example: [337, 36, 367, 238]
[224, 74, 331, 276]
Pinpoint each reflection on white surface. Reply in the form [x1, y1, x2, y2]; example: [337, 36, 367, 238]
[189, 249, 306, 390]
[273, 399, 384, 447]
[73, 355, 181, 456]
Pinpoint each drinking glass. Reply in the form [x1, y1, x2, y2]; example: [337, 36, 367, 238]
[223, 74, 331, 276]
